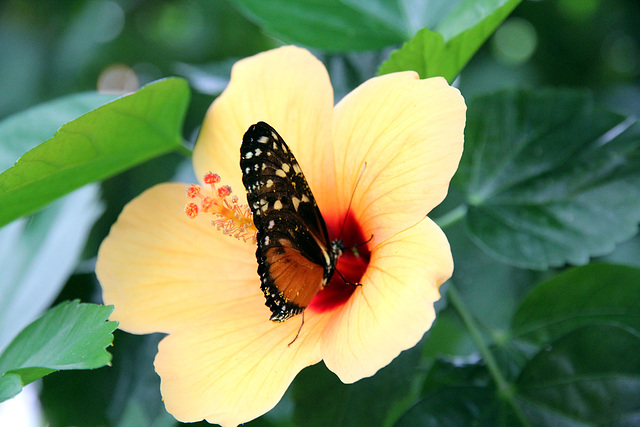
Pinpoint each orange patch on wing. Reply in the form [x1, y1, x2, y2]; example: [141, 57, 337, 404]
[265, 247, 324, 308]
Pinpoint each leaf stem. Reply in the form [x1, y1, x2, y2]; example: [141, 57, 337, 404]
[446, 283, 531, 426]
[434, 204, 467, 229]
[174, 143, 193, 159]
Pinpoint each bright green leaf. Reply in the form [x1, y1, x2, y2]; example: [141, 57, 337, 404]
[0, 92, 117, 173]
[456, 89, 640, 269]
[0, 301, 117, 403]
[512, 264, 640, 344]
[378, 0, 521, 81]
[516, 325, 640, 426]
[40, 330, 169, 427]
[0, 78, 190, 228]
[0, 184, 102, 351]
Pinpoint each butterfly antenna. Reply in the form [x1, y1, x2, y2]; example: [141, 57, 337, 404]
[288, 311, 305, 346]
[337, 162, 367, 240]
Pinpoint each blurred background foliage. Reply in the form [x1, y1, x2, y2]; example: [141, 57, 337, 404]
[0, 0, 639, 425]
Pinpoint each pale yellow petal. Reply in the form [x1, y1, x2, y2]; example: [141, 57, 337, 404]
[331, 73, 466, 245]
[320, 218, 452, 383]
[192, 46, 336, 210]
[96, 183, 263, 334]
[156, 308, 329, 426]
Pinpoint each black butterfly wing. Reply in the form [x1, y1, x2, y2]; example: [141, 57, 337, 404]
[240, 121, 335, 321]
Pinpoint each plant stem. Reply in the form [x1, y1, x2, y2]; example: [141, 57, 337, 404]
[446, 283, 531, 426]
[434, 204, 467, 229]
[174, 142, 193, 159]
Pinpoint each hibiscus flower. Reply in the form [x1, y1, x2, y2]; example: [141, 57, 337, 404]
[96, 46, 466, 426]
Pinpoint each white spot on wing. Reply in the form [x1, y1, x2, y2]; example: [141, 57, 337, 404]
[258, 136, 269, 144]
[291, 196, 300, 211]
[281, 163, 290, 173]
[244, 152, 253, 159]
[266, 179, 274, 188]
[293, 163, 302, 174]
[274, 200, 283, 210]
[276, 169, 286, 178]
[268, 220, 275, 229]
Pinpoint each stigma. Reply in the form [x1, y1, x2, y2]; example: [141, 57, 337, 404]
[184, 172, 257, 244]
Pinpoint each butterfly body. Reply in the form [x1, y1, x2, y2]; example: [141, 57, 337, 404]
[241, 121, 342, 321]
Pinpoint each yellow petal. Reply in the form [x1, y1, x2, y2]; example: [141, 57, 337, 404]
[331, 73, 466, 245]
[320, 218, 452, 383]
[193, 46, 336, 210]
[96, 183, 263, 334]
[156, 307, 329, 426]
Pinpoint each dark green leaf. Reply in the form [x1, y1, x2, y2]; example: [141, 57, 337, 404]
[421, 304, 477, 360]
[0, 301, 117, 403]
[231, 0, 519, 52]
[444, 216, 544, 333]
[231, 0, 407, 51]
[0, 92, 117, 173]
[0, 184, 102, 351]
[516, 325, 640, 426]
[0, 78, 190, 228]
[395, 359, 502, 427]
[292, 346, 422, 427]
[457, 89, 640, 269]
[512, 264, 640, 344]
[394, 386, 498, 427]
[378, 0, 521, 81]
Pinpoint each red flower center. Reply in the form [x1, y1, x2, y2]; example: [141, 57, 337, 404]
[308, 212, 370, 314]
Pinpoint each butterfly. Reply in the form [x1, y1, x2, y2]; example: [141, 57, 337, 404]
[240, 121, 345, 322]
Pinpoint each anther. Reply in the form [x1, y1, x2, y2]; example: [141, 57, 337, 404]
[204, 172, 221, 184]
[217, 185, 232, 198]
[185, 203, 199, 219]
[186, 184, 201, 198]
[184, 172, 257, 244]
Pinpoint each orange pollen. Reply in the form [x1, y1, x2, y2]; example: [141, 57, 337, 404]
[204, 172, 221, 184]
[185, 203, 199, 219]
[186, 184, 201, 198]
[217, 185, 232, 198]
[184, 173, 257, 244]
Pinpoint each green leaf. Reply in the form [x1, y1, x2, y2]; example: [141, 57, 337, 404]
[515, 325, 640, 426]
[456, 89, 640, 269]
[394, 359, 507, 426]
[0, 301, 117, 402]
[394, 386, 499, 427]
[512, 264, 640, 344]
[231, 0, 407, 51]
[0, 92, 117, 173]
[0, 78, 190, 228]
[0, 184, 102, 351]
[292, 346, 422, 427]
[231, 0, 518, 52]
[41, 330, 171, 427]
[378, 0, 521, 82]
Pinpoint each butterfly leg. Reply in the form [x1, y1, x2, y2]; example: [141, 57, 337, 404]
[288, 311, 305, 346]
